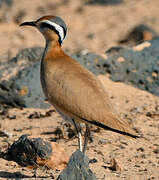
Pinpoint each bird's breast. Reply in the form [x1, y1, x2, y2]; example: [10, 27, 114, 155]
[40, 58, 48, 99]
[40, 57, 68, 108]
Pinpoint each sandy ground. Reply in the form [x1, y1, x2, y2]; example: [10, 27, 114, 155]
[0, 0, 159, 179]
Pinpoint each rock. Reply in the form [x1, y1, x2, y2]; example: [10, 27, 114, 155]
[0, 47, 47, 108]
[0, 80, 26, 107]
[14, 47, 44, 62]
[118, 24, 157, 46]
[12, 61, 48, 108]
[1, 135, 53, 167]
[0, 0, 13, 7]
[57, 150, 97, 180]
[109, 158, 122, 172]
[153, 146, 159, 154]
[0, 130, 12, 137]
[0, 135, 69, 170]
[89, 158, 98, 164]
[0, 0, 13, 23]
[105, 38, 159, 96]
[72, 51, 107, 75]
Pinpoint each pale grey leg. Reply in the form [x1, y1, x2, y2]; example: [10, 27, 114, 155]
[83, 124, 90, 154]
[72, 119, 83, 152]
[78, 130, 83, 152]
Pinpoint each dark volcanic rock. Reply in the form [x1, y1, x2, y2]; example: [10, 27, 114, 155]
[104, 38, 159, 96]
[1, 135, 52, 167]
[0, 0, 13, 7]
[0, 80, 25, 107]
[0, 47, 47, 108]
[118, 24, 158, 46]
[57, 150, 97, 180]
[72, 51, 107, 75]
[14, 47, 44, 63]
[0, 135, 69, 172]
[0, 0, 13, 23]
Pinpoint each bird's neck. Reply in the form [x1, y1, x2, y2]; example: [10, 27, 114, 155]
[44, 40, 64, 59]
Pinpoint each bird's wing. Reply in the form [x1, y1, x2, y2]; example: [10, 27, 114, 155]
[46, 57, 137, 137]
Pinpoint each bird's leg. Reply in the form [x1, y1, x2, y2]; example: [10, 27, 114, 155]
[83, 124, 90, 154]
[78, 130, 82, 152]
[72, 119, 83, 152]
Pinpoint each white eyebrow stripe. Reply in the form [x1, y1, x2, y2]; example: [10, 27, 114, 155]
[42, 20, 65, 42]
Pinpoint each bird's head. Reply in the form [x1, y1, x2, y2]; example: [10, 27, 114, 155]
[20, 15, 67, 45]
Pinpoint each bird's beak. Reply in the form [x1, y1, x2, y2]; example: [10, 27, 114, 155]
[20, 21, 36, 27]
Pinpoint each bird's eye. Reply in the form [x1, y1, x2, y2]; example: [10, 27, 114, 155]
[40, 22, 46, 29]
[40, 22, 54, 31]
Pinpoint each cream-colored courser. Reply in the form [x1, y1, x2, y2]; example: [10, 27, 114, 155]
[20, 15, 138, 153]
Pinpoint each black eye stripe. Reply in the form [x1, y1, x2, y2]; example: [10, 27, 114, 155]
[41, 22, 56, 30]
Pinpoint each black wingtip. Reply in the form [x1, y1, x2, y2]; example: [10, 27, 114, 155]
[94, 120, 139, 139]
[80, 117, 139, 139]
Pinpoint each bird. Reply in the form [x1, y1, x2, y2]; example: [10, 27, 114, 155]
[20, 15, 139, 154]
